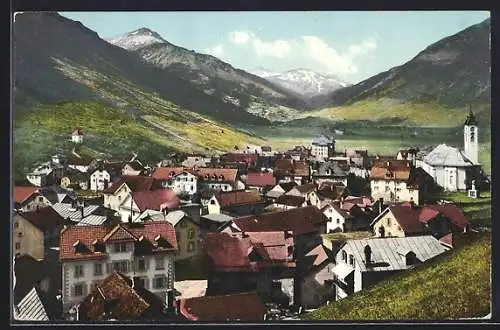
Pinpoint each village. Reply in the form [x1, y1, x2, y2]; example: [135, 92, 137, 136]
[12, 110, 490, 322]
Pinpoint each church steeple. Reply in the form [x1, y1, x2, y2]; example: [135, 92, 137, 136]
[463, 105, 479, 164]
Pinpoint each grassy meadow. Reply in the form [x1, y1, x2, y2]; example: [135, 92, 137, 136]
[303, 233, 491, 320]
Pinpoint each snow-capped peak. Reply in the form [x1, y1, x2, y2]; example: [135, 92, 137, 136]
[107, 28, 167, 51]
[252, 68, 351, 97]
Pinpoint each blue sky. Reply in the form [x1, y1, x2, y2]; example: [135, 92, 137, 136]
[60, 11, 489, 84]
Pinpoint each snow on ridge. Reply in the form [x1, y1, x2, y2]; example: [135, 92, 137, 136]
[107, 30, 166, 51]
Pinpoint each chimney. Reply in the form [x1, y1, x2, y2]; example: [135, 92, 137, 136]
[80, 205, 84, 222]
[364, 245, 372, 265]
[386, 161, 390, 167]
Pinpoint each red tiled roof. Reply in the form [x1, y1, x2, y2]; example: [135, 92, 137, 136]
[370, 160, 411, 181]
[233, 206, 328, 236]
[387, 205, 427, 234]
[18, 206, 69, 231]
[204, 231, 294, 272]
[103, 175, 161, 194]
[179, 292, 266, 321]
[14, 186, 39, 204]
[418, 207, 440, 223]
[275, 195, 305, 207]
[132, 189, 180, 211]
[246, 172, 276, 187]
[439, 233, 454, 248]
[193, 168, 238, 183]
[273, 159, 309, 177]
[151, 167, 185, 180]
[220, 153, 258, 166]
[343, 196, 374, 208]
[60, 222, 177, 261]
[426, 204, 470, 230]
[214, 190, 263, 208]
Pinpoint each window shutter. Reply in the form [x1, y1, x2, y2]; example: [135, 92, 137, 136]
[144, 278, 150, 289]
[83, 283, 88, 296]
[71, 285, 76, 297]
[146, 259, 150, 271]
[106, 263, 111, 274]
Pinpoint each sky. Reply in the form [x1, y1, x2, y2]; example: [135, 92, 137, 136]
[59, 11, 490, 84]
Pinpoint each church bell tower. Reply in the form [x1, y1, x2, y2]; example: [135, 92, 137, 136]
[463, 107, 479, 164]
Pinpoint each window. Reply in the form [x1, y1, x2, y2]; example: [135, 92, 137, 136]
[118, 196, 122, 201]
[15, 242, 20, 250]
[449, 176, 453, 184]
[188, 229, 195, 239]
[349, 255, 355, 266]
[188, 241, 195, 252]
[155, 256, 165, 270]
[14, 222, 19, 229]
[94, 263, 103, 276]
[210, 200, 216, 205]
[387, 231, 392, 237]
[153, 276, 166, 289]
[470, 126, 475, 142]
[342, 250, 347, 263]
[328, 217, 332, 222]
[74, 284, 84, 297]
[190, 185, 194, 191]
[137, 259, 146, 271]
[387, 218, 391, 226]
[397, 226, 402, 231]
[74, 265, 84, 278]
[114, 242, 127, 253]
[396, 188, 401, 192]
[113, 261, 128, 273]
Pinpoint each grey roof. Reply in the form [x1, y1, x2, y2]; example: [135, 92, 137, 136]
[201, 213, 235, 223]
[52, 203, 100, 221]
[423, 144, 476, 166]
[312, 135, 334, 146]
[164, 210, 187, 226]
[314, 161, 348, 177]
[341, 236, 447, 272]
[75, 215, 108, 226]
[14, 287, 49, 321]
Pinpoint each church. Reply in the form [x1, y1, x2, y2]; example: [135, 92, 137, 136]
[417, 110, 482, 192]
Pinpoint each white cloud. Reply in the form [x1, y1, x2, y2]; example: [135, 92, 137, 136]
[204, 44, 225, 57]
[229, 31, 253, 45]
[226, 30, 377, 78]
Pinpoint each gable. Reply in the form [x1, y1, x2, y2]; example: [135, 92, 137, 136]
[102, 225, 138, 242]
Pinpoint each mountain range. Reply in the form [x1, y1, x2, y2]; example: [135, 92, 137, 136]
[251, 68, 350, 98]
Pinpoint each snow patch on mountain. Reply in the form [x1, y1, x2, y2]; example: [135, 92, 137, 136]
[251, 68, 351, 98]
[107, 28, 166, 51]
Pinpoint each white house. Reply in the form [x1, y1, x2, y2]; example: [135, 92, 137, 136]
[332, 236, 447, 301]
[118, 189, 180, 223]
[417, 110, 481, 192]
[89, 169, 111, 191]
[59, 222, 178, 313]
[311, 135, 335, 161]
[102, 181, 132, 211]
[320, 202, 351, 233]
[26, 161, 64, 187]
[162, 171, 198, 196]
[71, 129, 84, 144]
[369, 160, 420, 205]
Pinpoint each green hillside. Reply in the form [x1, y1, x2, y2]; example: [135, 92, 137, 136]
[302, 233, 491, 320]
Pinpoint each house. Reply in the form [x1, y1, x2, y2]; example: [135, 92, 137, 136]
[284, 146, 311, 161]
[225, 206, 329, 256]
[320, 202, 352, 233]
[370, 202, 471, 238]
[51, 202, 108, 225]
[370, 160, 424, 205]
[102, 175, 163, 211]
[297, 244, 336, 309]
[181, 156, 211, 168]
[135, 210, 202, 262]
[59, 222, 178, 313]
[13, 286, 59, 321]
[344, 148, 370, 168]
[118, 189, 180, 223]
[60, 168, 89, 191]
[13, 212, 45, 260]
[245, 172, 276, 192]
[89, 167, 111, 191]
[204, 231, 296, 306]
[310, 135, 336, 161]
[67, 152, 95, 173]
[26, 161, 65, 187]
[397, 148, 419, 164]
[199, 213, 235, 233]
[312, 161, 349, 187]
[121, 160, 146, 176]
[265, 182, 298, 202]
[36, 186, 78, 205]
[332, 236, 447, 300]
[14, 186, 40, 211]
[285, 182, 319, 206]
[177, 292, 266, 321]
[77, 271, 176, 321]
[16, 206, 70, 256]
[207, 190, 266, 216]
[273, 159, 310, 185]
[220, 152, 258, 167]
[316, 182, 348, 207]
[161, 171, 198, 196]
[71, 129, 84, 144]
[194, 168, 243, 192]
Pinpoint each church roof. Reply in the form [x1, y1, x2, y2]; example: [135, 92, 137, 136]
[423, 144, 476, 167]
[464, 110, 478, 126]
